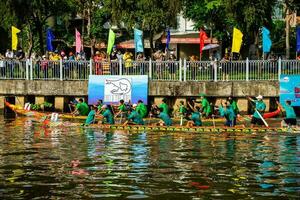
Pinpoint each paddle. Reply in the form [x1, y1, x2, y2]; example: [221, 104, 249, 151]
[180, 115, 183, 126]
[212, 114, 216, 129]
[255, 108, 269, 127]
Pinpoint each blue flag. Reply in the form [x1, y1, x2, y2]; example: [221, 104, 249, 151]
[46, 28, 55, 52]
[166, 29, 171, 50]
[262, 27, 272, 53]
[297, 27, 300, 52]
[134, 28, 144, 53]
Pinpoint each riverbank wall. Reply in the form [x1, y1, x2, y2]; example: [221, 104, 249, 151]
[0, 80, 279, 114]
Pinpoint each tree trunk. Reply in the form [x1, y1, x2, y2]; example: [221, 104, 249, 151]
[91, 37, 95, 57]
[27, 26, 33, 58]
[36, 22, 44, 54]
[149, 31, 154, 58]
[254, 31, 259, 59]
[285, 6, 290, 59]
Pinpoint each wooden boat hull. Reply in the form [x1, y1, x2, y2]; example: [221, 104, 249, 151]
[45, 122, 300, 134]
[4, 101, 281, 122]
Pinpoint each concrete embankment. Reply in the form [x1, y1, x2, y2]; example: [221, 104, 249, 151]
[0, 80, 279, 113]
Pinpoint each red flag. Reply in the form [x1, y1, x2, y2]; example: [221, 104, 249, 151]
[75, 29, 82, 53]
[199, 29, 208, 58]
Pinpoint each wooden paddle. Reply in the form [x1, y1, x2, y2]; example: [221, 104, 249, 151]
[255, 108, 269, 127]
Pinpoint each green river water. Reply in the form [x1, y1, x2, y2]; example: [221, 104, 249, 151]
[0, 116, 299, 199]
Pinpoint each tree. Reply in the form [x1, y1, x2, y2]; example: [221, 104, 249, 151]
[6, 0, 77, 54]
[107, 0, 182, 52]
[183, 0, 278, 57]
[282, 0, 300, 58]
[183, 0, 234, 53]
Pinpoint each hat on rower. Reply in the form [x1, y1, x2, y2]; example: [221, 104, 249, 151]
[199, 93, 206, 97]
[132, 103, 137, 108]
[256, 95, 263, 100]
[101, 105, 107, 109]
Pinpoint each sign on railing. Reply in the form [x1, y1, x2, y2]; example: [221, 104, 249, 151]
[0, 58, 299, 81]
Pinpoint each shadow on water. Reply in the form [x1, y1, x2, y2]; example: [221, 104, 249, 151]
[0, 116, 299, 199]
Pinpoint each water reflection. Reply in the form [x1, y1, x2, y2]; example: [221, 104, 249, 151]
[0, 117, 299, 199]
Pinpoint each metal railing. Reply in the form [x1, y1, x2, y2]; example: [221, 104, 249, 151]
[0, 58, 299, 81]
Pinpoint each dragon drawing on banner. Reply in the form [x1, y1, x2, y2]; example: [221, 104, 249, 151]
[105, 78, 132, 95]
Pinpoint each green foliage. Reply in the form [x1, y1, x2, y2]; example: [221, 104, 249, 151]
[107, 0, 182, 49]
[31, 102, 53, 111]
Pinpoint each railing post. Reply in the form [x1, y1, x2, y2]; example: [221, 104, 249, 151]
[30, 58, 33, 80]
[246, 57, 249, 81]
[278, 57, 282, 81]
[183, 59, 186, 81]
[89, 59, 93, 75]
[119, 59, 122, 75]
[60, 59, 63, 81]
[179, 59, 182, 81]
[25, 59, 29, 80]
[214, 59, 217, 82]
[149, 59, 152, 79]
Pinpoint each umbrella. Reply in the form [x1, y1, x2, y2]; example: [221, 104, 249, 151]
[202, 44, 219, 50]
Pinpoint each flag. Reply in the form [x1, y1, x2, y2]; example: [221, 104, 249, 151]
[46, 28, 55, 52]
[166, 29, 171, 50]
[199, 29, 208, 58]
[231, 28, 243, 53]
[262, 27, 272, 53]
[75, 29, 82, 53]
[297, 27, 300, 52]
[12, 26, 21, 50]
[107, 29, 115, 55]
[134, 28, 144, 53]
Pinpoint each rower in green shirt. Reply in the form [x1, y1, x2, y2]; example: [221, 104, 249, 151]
[136, 100, 147, 118]
[186, 101, 202, 127]
[277, 100, 297, 127]
[158, 98, 169, 115]
[198, 93, 212, 118]
[228, 97, 239, 125]
[123, 104, 144, 125]
[100, 105, 114, 125]
[72, 98, 89, 116]
[85, 106, 96, 125]
[96, 99, 104, 115]
[219, 100, 236, 127]
[157, 107, 172, 126]
[247, 95, 266, 127]
[115, 99, 127, 118]
[178, 100, 188, 117]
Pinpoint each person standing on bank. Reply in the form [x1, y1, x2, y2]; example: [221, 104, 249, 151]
[247, 95, 266, 127]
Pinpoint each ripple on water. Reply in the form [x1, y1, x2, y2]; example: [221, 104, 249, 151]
[0, 117, 299, 199]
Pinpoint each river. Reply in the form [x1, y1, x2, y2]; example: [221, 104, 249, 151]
[0, 116, 299, 199]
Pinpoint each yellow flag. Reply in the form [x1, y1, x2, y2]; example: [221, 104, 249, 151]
[231, 28, 243, 53]
[12, 26, 21, 50]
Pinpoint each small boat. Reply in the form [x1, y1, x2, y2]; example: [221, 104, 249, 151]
[263, 108, 281, 118]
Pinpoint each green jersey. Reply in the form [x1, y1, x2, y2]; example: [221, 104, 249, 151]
[102, 109, 114, 124]
[283, 105, 296, 119]
[118, 104, 126, 112]
[127, 110, 144, 125]
[85, 110, 96, 125]
[76, 102, 89, 116]
[179, 105, 187, 114]
[231, 100, 239, 115]
[159, 102, 169, 115]
[253, 100, 266, 118]
[201, 98, 211, 116]
[136, 103, 147, 118]
[158, 112, 172, 126]
[191, 112, 202, 126]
